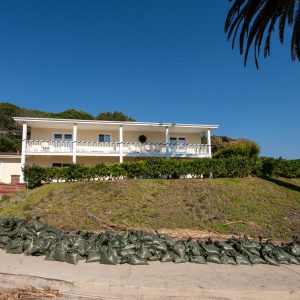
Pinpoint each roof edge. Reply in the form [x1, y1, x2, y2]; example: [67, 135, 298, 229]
[13, 117, 219, 129]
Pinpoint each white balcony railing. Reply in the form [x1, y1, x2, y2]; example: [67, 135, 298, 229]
[25, 140, 210, 157]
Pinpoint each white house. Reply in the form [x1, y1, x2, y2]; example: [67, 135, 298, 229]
[1, 117, 219, 183]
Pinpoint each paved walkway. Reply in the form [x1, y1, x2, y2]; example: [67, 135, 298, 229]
[0, 251, 300, 299]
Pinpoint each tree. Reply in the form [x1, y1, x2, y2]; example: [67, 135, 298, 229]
[56, 109, 94, 120]
[225, 0, 300, 67]
[97, 111, 136, 121]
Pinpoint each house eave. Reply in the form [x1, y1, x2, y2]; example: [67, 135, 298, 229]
[13, 117, 219, 130]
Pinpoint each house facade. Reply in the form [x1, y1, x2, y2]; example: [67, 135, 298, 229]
[8, 117, 219, 182]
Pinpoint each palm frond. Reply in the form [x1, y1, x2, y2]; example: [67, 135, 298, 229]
[225, 0, 300, 67]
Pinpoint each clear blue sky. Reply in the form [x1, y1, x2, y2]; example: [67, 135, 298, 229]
[0, 0, 299, 158]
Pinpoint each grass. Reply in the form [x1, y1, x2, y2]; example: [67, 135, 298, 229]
[1, 177, 300, 239]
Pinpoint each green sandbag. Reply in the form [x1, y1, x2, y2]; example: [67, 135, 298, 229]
[44, 251, 56, 261]
[190, 243, 202, 256]
[153, 242, 167, 253]
[100, 246, 119, 265]
[190, 255, 207, 264]
[127, 255, 148, 265]
[173, 254, 188, 264]
[122, 243, 139, 251]
[52, 249, 66, 262]
[5, 238, 24, 254]
[137, 244, 151, 260]
[118, 249, 136, 258]
[173, 241, 186, 258]
[148, 255, 160, 261]
[0, 236, 10, 248]
[65, 252, 79, 265]
[139, 231, 154, 242]
[289, 255, 300, 265]
[221, 254, 237, 265]
[214, 241, 234, 252]
[200, 243, 220, 256]
[234, 254, 251, 265]
[32, 218, 46, 232]
[247, 247, 260, 257]
[248, 255, 267, 264]
[273, 248, 291, 263]
[86, 250, 101, 263]
[206, 254, 221, 264]
[160, 251, 173, 262]
[261, 253, 279, 266]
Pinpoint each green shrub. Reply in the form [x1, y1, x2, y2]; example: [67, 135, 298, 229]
[213, 142, 260, 159]
[23, 157, 300, 189]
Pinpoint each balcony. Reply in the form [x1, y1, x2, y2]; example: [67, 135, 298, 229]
[25, 140, 210, 158]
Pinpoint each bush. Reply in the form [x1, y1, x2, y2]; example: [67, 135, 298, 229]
[23, 157, 300, 189]
[213, 142, 260, 159]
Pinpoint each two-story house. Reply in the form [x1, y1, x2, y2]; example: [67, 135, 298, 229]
[0, 117, 219, 183]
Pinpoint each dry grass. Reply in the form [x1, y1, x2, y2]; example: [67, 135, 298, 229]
[0, 287, 61, 299]
[1, 177, 300, 239]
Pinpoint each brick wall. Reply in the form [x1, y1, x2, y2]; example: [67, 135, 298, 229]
[0, 175, 26, 197]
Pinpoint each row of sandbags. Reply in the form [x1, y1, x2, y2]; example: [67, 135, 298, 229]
[0, 218, 300, 265]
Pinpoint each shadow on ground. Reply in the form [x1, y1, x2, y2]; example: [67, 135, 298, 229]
[261, 176, 300, 193]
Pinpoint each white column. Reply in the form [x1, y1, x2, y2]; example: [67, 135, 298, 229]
[72, 123, 77, 164]
[119, 125, 123, 163]
[207, 129, 212, 158]
[165, 127, 169, 157]
[20, 122, 27, 183]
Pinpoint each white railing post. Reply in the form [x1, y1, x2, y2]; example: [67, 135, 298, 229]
[72, 123, 77, 164]
[20, 122, 27, 183]
[207, 129, 212, 158]
[119, 125, 123, 163]
[165, 127, 169, 157]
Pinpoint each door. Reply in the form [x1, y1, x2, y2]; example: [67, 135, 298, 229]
[53, 133, 72, 152]
[169, 137, 186, 153]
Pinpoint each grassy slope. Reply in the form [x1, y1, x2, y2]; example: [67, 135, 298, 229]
[1, 177, 300, 239]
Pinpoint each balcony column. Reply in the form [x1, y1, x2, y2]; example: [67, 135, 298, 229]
[119, 125, 123, 163]
[72, 123, 77, 164]
[207, 129, 212, 158]
[165, 127, 169, 157]
[20, 122, 27, 183]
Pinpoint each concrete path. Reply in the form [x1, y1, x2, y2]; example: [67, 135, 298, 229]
[0, 251, 300, 299]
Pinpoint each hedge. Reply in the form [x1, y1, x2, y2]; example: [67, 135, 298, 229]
[23, 157, 300, 189]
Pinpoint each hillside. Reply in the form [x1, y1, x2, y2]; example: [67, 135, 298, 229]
[1, 177, 300, 239]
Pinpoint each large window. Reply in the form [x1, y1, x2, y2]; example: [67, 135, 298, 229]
[169, 137, 186, 143]
[99, 134, 112, 143]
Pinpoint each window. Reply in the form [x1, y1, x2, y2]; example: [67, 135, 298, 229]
[53, 133, 72, 141]
[170, 137, 186, 143]
[200, 133, 208, 144]
[54, 134, 63, 141]
[52, 163, 71, 167]
[99, 134, 111, 143]
[64, 134, 73, 141]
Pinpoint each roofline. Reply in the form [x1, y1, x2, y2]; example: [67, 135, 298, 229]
[13, 117, 219, 129]
[0, 154, 21, 159]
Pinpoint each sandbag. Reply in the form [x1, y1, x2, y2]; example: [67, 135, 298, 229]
[173, 254, 188, 263]
[100, 246, 119, 265]
[221, 254, 237, 265]
[137, 244, 151, 260]
[173, 241, 186, 258]
[127, 255, 148, 265]
[32, 218, 46, 232]
[248, 255, 267, 264]
[160, 251, 173, 262]
[200, 243, 220, 256]
[234, 254, 251, 265]
[86, 249, 101, 263]
[190, 255, 206, 264]
[206, 254, 221, 264]
[65, 252, 79, 265]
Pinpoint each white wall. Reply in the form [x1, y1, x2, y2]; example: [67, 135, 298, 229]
[0, 159, 22, 184]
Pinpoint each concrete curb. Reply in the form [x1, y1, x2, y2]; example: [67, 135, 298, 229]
[0, 272, 300, 300]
